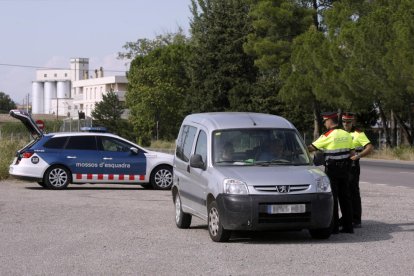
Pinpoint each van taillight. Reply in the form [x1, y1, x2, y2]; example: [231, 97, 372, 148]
[22, 152, 34, 158]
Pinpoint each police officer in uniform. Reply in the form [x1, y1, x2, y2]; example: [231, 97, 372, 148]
[342, 112, 374, 228]
[308, 112, 355, 234]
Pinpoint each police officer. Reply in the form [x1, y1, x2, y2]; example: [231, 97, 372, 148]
[342, 112, 374, 228]
[308, 112, 355, 234]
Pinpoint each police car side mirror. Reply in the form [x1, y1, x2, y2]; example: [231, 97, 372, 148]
[130, 147, 139, 155]
[190, 154, 205, 170]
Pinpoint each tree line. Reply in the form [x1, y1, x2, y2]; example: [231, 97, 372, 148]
[8, 0, 413, 148]
[120, 0, 414, 147]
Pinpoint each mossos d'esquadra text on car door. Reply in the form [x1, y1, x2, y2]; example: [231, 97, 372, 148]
[8, 110, 173, 190]
[172, 112, 334, 242]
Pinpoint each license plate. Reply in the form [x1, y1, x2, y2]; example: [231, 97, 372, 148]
[268, 204, 306, 214]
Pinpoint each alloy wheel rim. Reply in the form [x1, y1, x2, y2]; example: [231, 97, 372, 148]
[49, 168, 68, 187]
[155, 169, 172, 188]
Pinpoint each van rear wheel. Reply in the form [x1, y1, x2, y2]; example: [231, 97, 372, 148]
[208, 201, 231, 242]
[175, 193, 192, 228]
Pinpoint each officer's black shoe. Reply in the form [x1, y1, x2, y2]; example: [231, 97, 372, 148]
[353, 223, 362, 228]
[339, 227, 354, 234]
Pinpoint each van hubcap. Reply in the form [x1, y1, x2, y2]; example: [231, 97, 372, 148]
[209, 207, 219, 236]
[175, 196, 181, 223]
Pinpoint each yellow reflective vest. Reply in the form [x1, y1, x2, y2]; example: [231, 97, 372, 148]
[351, 129, 371, 153]
[312, 127, 354, 161]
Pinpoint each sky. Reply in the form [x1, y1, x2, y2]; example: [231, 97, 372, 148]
[0, 0, 192, 104]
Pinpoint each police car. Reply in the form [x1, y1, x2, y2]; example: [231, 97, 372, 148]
[9, 109, 174, 190]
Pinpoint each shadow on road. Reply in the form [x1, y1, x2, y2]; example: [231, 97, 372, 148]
[25, 186, 149, 191]
[190, 220, 414, 244]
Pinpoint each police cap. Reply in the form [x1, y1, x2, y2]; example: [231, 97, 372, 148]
[321, 112, 338, 122]
[342, 112, 355, 122]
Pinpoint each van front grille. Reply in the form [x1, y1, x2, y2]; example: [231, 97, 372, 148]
[254, 184, 310, 193]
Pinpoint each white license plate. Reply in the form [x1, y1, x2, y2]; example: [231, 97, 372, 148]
[268, 204, 306, 214]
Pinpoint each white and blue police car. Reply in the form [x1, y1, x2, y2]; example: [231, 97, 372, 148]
[9, 109, 174, 190]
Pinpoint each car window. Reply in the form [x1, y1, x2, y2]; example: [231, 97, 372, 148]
[213, 128, 310, 165]
[43, 137, 67, 149]
[65, 136, 97, 150]
[100, 136, 132, 152]
[176, 125, 197, 162]
[194, 130, 207, 164]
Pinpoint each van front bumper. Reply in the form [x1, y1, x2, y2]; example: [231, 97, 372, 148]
[216, 193, 333, 231]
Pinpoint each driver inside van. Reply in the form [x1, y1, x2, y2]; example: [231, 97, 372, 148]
[219, 142, 234, 162]
[257, 139, 286, 161]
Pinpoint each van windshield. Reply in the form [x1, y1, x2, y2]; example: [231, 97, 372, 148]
[213, 129, 310, 166]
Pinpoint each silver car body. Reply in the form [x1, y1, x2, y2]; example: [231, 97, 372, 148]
[173, 112, 333, 238]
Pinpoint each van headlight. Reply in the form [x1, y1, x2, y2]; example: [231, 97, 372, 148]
[316, 176, 331, 193]
[224, 179, 249, 195]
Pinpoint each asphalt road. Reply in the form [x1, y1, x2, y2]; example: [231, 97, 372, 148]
[0, 163, 413, 275]
[360, 159, 414, 188]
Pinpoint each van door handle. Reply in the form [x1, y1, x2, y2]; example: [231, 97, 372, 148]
[103, 157, 113, 160]
[66, 156, 77, 159]
[187, 165, 190, 173]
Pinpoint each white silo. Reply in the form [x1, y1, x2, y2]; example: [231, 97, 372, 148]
[32, 81, 44, 114]
[44, 81, 57, 114]
[57, 80, 70, 99]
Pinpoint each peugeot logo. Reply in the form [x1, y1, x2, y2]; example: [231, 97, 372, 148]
[276, 185, 290, 193]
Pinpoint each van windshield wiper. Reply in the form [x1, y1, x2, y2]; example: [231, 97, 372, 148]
[255, 159, 291, 166]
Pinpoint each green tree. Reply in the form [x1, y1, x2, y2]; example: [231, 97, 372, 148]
[186, 0, 257, 113]
[91, 90, 124, 134]
[325, 0, 414, 146]
[126, 32, 190, 146]
[244, 0, 319, 135]
[0, 92, 17, 113]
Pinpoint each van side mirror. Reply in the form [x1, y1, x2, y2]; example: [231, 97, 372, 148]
[190, 154, 205, 170]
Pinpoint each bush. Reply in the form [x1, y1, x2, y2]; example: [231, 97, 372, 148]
[0, 139, 29, 180]
[371, 146, 414, 161]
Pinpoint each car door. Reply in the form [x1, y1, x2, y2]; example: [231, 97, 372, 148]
[63, 135, 101, 183]
[188, 128, 210, 216]
[174, 125, 198, 212]
[96, 136, 146, 183]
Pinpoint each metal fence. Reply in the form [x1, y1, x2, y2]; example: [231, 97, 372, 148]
[60, 117, 93, 132]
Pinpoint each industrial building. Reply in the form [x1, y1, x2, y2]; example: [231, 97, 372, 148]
[31, 58, 127, 118]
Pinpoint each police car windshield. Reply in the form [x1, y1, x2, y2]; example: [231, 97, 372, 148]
[213, 128, 310, 166]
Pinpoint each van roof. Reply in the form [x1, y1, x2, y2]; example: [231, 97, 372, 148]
[183, 112, 295, 130]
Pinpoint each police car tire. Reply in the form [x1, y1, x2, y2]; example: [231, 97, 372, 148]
[175, 193, 192, 228]
[150, 165, 173, 190]
[208, 201, 231, 242]
[308, 228, 331, 239]
[140, 183, 152, 189]
[37, 182, 47, 188]
[44, 165, 71, 190]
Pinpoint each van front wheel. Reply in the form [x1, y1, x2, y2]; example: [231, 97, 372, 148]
[208, 201, 231, 242]
[309, 227, 331, 239]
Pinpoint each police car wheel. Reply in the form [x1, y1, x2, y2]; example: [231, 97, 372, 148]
[208, 201, 231, 242]
[309, 228, 331, 239]
[37, 182, 47, 188]
[44, 166, 70, 190]
[150, 165, 173, 190]
[175, 193, 192, 228]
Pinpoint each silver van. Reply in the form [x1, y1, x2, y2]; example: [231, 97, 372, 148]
[172, 112, 333, 242]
